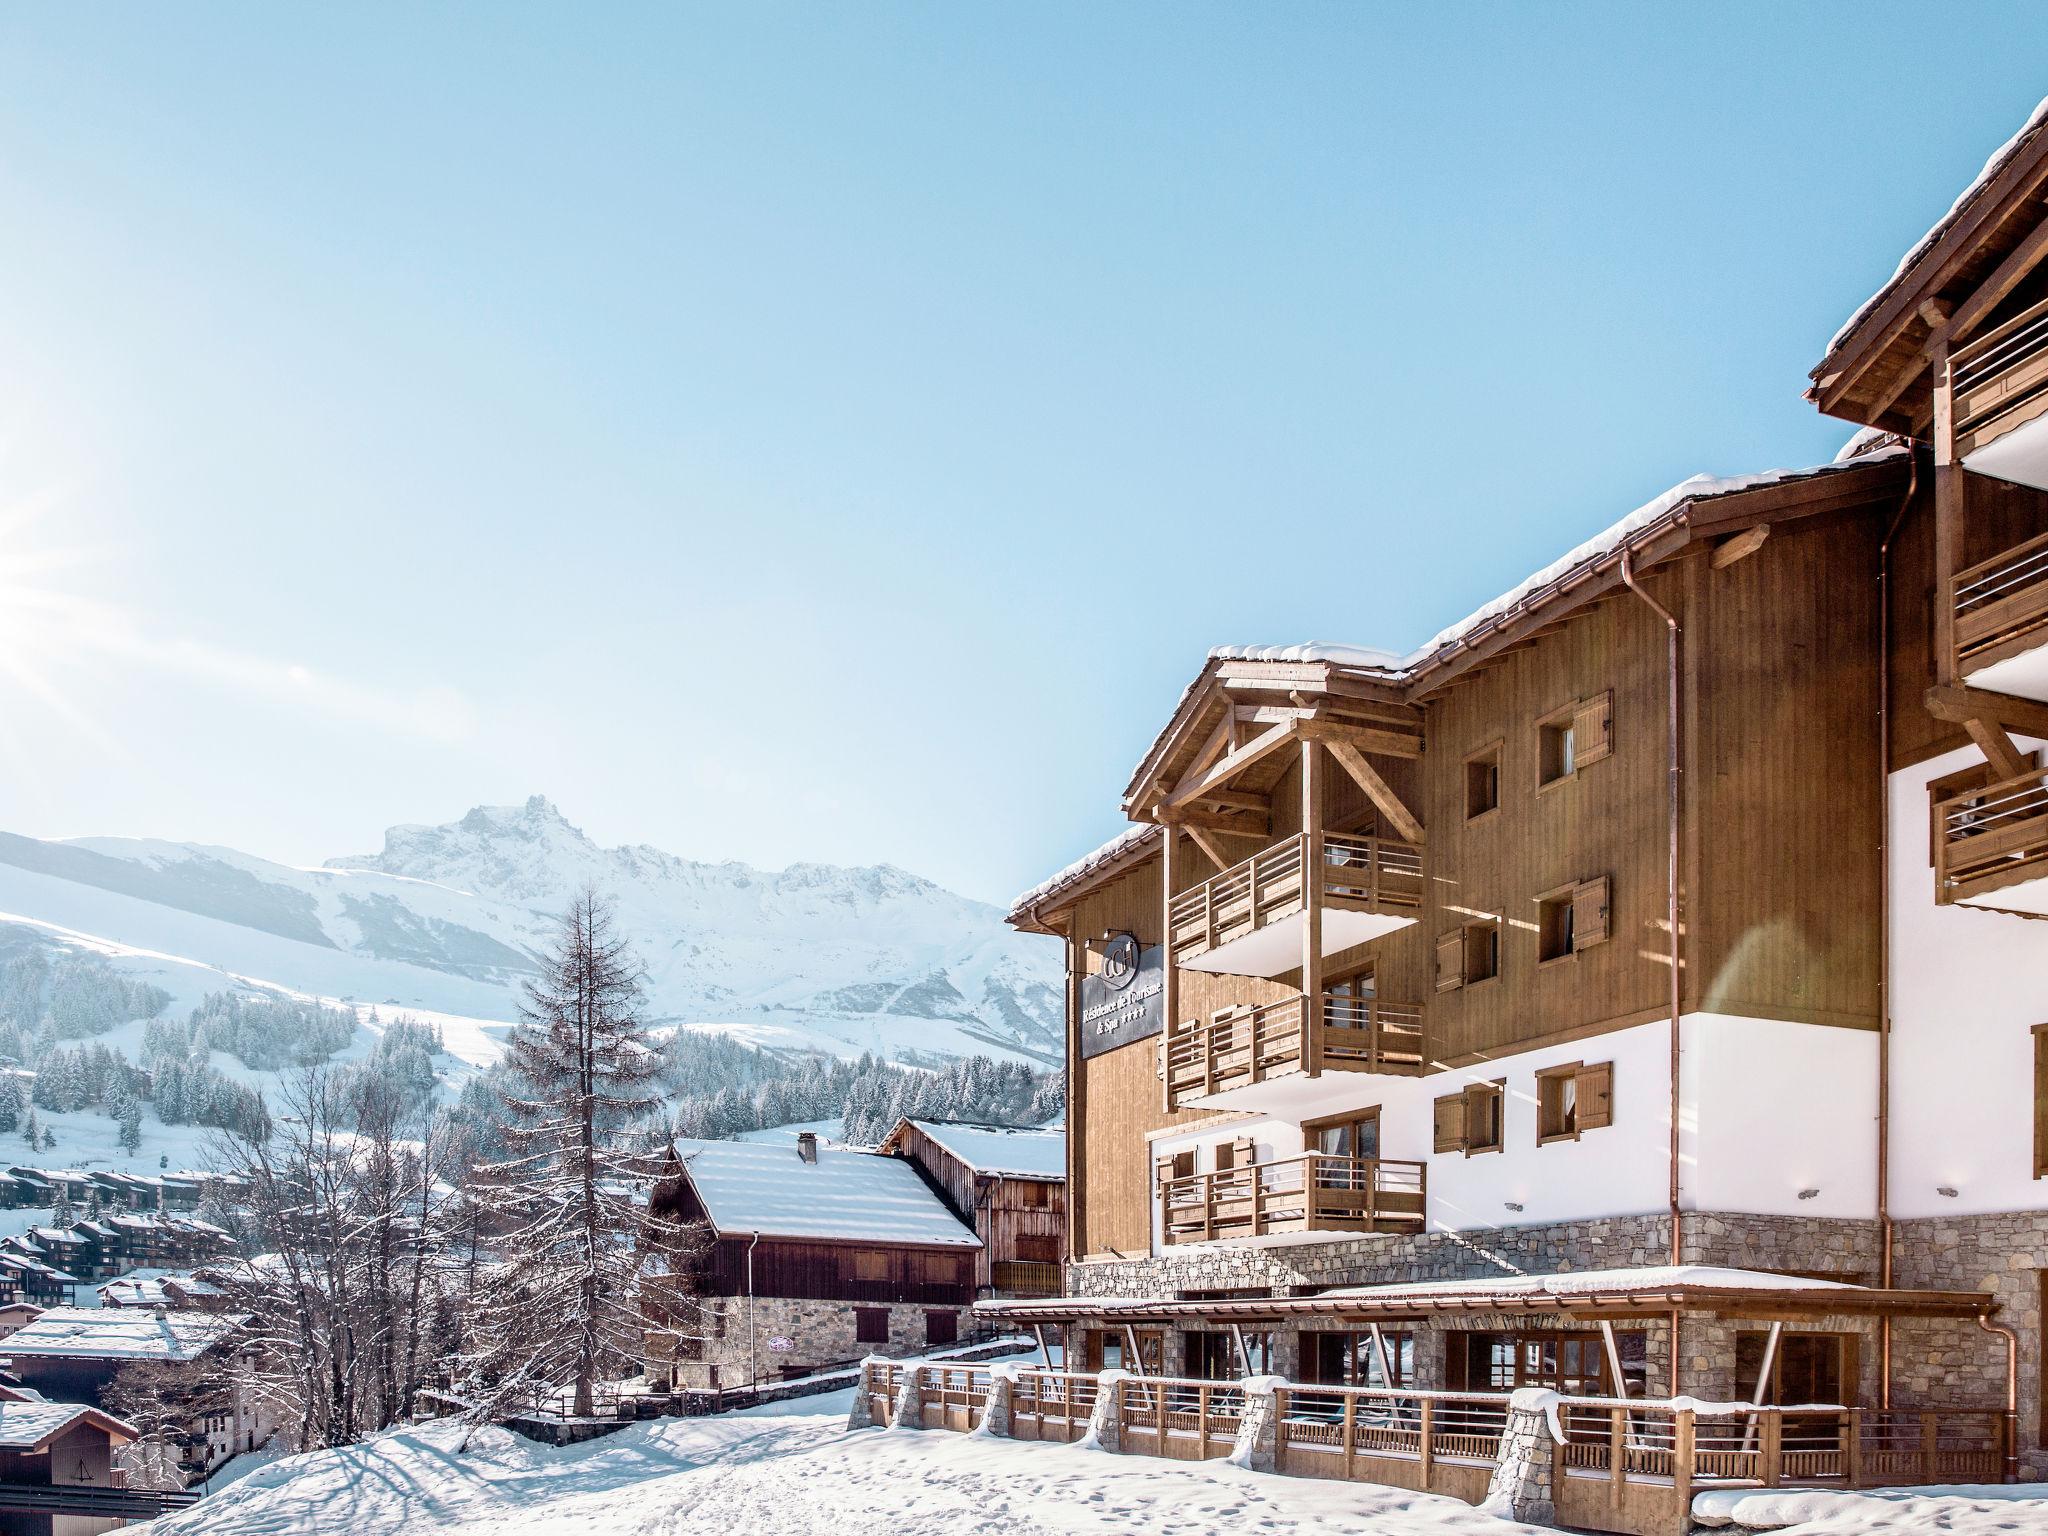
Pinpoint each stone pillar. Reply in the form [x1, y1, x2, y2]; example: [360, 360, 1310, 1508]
[977, 1364, 1017, 1438]
[1082, 1369, 1126, 1453]
[1413, 1328, 1450, 1389]
[1230, 1377, 1283, 1473]
[1269, 1328, 1303, 1383]
[892, 1364, 928, 1431]
[846, 1360, 878, 1430]
[1480, 1388, 1558, 1527]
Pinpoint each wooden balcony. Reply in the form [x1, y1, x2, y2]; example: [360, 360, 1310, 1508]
[1934, 760, 2048, 913]
[1955, 294, 2048, 490]
[1160, 1153, 1426, 1245]
[1954, 531, 2048, 700]
[1168, 832, 1423, 977]
[989, 1260, 1062, 1299]
[1162, 993, 1426, 1111]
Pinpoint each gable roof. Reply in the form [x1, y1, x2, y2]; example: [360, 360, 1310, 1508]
[887, 1120, 1065, 1181]
[669, 1138, 981, 1249]
[0, 1400, 135, 1450]
[0, 1307, 243, 1363]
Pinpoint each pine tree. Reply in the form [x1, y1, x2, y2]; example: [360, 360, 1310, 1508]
[21, 1107, 37, 1150]
[118, 1098, 143, 1155]
[467, 889, 670, 1421]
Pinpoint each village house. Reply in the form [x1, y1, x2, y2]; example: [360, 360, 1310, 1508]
[0, 1309, 273, 1487]
[0, 1396, 165, 1536]
[977, 98, 2048, 1519]
[876, 1120, 1065, 1299]
[642, 1132, 981, 1391]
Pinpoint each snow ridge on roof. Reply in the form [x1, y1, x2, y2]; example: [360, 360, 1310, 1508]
[0, 1400, 127, 1449]
[909, 1121, 1065, 1181]
[1009, 822, 1158, 917]
[672, 1138, 981, 1248]
[1825, 95, 2048, 359]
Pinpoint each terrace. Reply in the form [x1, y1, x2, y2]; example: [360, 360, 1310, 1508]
[1161, 992, 1425, 1112]
[1167, 832, 1422, 978]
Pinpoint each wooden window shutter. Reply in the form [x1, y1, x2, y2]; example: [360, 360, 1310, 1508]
[1228, 1136, 1257, 1170]
[2035, 1027, 2048, 1179]
[1433, 1093, 1466, 1153]
[1572, 876, 1611, 949]
[1576, 1061, 1614, 1130]
[1573, 690, 1613, 767]
[1435, 931, 1465, 993]
[1154, 1153, 1179, 1189]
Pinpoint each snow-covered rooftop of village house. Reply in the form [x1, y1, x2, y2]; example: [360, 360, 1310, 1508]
[1824, 94, 2048, 358]
[0, 1400, 130, 1448]
[908, 1121, 1064, 1181]
[97, 1269, 223, 1308]
[0, 1306, 243, 1362]
[672, 1138, 981, 1248]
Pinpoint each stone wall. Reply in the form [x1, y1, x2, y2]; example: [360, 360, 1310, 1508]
[1891, 1208, 2045, 1481]
[659, 1295, 970, 1390]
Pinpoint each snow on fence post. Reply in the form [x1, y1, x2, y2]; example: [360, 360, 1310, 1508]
[975, 1362, 1020, 1438]
[1229, 1376, 1285, 1473]
[1480, 1387, 1560, 1527]
[1078, 1369, 1127, 1454]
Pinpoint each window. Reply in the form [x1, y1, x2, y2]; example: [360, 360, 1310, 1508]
[1465, 741, 1502, 821]
[1304, 1330, 1413, 1388]
[1538, 878, 1611, 963]
[925, 1310, 957, 1347]
[1309, 1109, 1380, 1162]
[1538, 691, 1613, 788]
[1435, 919, 1499, 991]
[1537, 1061, 1614, 1143]
[855, 1308, 889, 1345]
[1438, 1081, 1504, 1155]
[849, 1250, 889, 1284]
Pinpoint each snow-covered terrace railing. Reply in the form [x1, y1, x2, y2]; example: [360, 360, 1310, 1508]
[1274, 1383, 1508, 1469]
[1953, 528, 2048, 676]
[1008, 1369, 1098, 1443]
[1934, 758, 2048, 905]
[914, 1366, 994, 1433]
[1159, 1153, 1427, 1244]
[1162, 993, 1424, 1108]
[1114, 1375, 1244, 1461]
[1166, 832, 1421, 969]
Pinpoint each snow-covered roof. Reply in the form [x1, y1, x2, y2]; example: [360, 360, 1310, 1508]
[98, 1269, 223, 1307]
[906, 1121, 1065, 1181]
[1315, 1264, 1858, 1303]
[1009, 823, 1159, 919]
[671, 1138, 981, 1248]
[0, 1399, 133, 1449]
[1824, 95, 2048, 359]
[0, 1306, 244, 1362]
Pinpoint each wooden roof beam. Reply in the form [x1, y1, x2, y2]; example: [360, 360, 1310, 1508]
[1161, 720, 1297, 813]
[1926, 683, 2048, 741]
[1320, 735, 1425, 846]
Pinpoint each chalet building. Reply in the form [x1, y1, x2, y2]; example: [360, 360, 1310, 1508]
[0, 1309, 272, 1486]
[642, 1133, 981, 1391]
[0, 1219, 228, 1288]
[94, 1273, 224, 1313]
[983, 100, 2048, 1483]
[0, 1397, 152, 1536]
[877, 1120, 1066, 1299]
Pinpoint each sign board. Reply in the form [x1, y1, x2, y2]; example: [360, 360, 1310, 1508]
[767, 1336, 795, 1354]
[1077, 933, 1165, 1060]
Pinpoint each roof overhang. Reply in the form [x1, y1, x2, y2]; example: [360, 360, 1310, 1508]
[1811, 103, 2048, 435]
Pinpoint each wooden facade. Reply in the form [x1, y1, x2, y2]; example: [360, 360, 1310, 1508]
[877, 1120, 1065, 1298]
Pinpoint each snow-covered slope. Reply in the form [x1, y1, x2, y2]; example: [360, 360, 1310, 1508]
[0, 798, 1060, 1071]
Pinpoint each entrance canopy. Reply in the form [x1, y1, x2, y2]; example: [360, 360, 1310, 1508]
[976, 1264, 1999, 1327]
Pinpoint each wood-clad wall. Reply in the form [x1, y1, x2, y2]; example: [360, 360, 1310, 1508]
[887, 1120, 1065, 1290]
[1417, 568, 1678, 1065]
[1693, 510, 1880, 1029]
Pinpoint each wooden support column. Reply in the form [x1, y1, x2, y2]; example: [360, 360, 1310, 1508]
[1932, 327, 1964, 687]
[1300, 738, 1325, 1076]
[1160, 825, 1178, 1116]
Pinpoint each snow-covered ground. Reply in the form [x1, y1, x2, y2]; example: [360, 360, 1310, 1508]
[140, 1388, 1547, 1536]
[1693, 1482, 2048, 1534]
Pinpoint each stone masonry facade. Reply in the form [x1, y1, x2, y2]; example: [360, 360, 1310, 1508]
[1059, 1208, 2044, 1475]
[655, 1295, 971, 1391]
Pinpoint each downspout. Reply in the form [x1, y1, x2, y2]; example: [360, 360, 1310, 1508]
[1876, 447, 1920, 1411]
[1976, 1314, 2020, 1482]
[746, 1230, 761, 1389]
[1620, 545, 1684, 1392]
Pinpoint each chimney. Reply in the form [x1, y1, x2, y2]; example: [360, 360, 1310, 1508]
[796, 1132, 818, 1164]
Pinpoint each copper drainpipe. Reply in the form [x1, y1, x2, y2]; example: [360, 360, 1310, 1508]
[1977, 1313, 2020, 1482]
[1620, 546, 1683, 1391]
[1875, 447, 1920, 1410]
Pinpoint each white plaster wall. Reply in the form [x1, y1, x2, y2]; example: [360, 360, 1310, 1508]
[1145, 1013, 1875, 1253]
[1889, 739, 2048, 1219]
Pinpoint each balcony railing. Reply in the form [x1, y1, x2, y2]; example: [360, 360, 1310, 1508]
[1160, 1153, 1426, 1244]
[1162, 993, 1425, 1109]
[988, 1260, 1062, 1298]
[1954, 292, 2048, 458]
[1955, 530, 2048, 677]
[1167, 832, 1423, 972]
[1934, 761, 2048, 905]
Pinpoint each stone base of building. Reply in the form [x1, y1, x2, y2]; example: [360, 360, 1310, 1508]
[652, 1295, 972, 1392]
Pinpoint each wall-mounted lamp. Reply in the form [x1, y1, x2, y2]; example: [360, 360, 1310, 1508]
[1796, 1188, 1820, 1201]
[1503, 1200, 1524, 1213]
[1937, 1186, 1959, 1199]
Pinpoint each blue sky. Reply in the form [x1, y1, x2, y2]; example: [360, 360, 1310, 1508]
[1, 5, 2044, 905]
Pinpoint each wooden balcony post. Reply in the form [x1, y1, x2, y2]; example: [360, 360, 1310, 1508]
[1761, 1408, 1783, 1487]
[1419, 1398, 1436, 1486]
[1301, 740, 1325, 1076]
[1921, 1411, 1939, 1484]
[1341, 1391, 1357, 1478]
[1845, 1407, 1864, 1487]
[1609, 1406, 1626, 1496]
[1674, 1410, 1696, 1518]
[1933, 329, 1964, 686]
[1161, 825, 1178, 1115]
